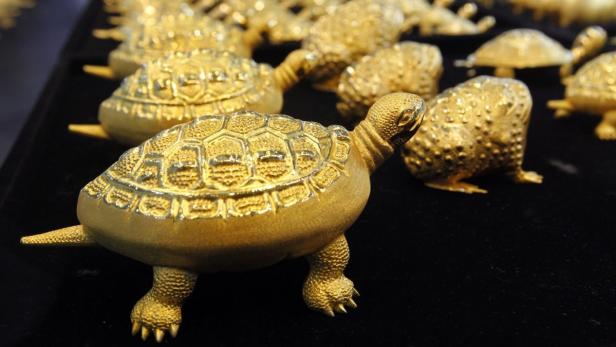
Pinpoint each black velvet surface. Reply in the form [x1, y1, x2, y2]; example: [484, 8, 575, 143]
[2, 1, 616, 346]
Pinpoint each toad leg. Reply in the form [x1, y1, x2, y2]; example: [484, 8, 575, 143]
[425, 174, 488, 194]
[595, 111, 616, 141]
[131, 267, 198, 343]
[303, 235, 359, 317]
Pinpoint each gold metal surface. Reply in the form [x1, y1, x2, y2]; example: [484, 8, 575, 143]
[84, 14, 263, 80]
[336, 41, 443, 122]
[22, 93, 426, 342]
[548, 52, 616, 140]
[455, 26, 607, 79]
[402, 76, 543, 194]
[0, 0, 34, 29]
[73, 49, 316, 145]
[510, 0, 616, 27]
[300, 0, 405, 92]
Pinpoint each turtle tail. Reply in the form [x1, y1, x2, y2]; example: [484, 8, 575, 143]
[21, 225, 97, 247]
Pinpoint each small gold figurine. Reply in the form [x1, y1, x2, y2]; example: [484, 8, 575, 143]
[405, 0, 495, 36]
[336, 42, 443, 122]
[22, 93, 426, 342]
[205, 0, 312, 44]
[300, 0, 405, 91]
[548, 52, 616, 140]
[455, 26, 607, 79]
[402, 76, 543, 194]
[510, 0, 616, 27]
[72, 49, 315, 145]
[84, 15, 263, 80]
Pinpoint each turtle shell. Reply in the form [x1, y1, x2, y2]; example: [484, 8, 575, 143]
[336, 42, 442, 120]
[468, 29, 572, 68]
[566, 52, 616, 114]
[109, 14, 250, 78]
[99, 49, 283, 145]
[78, 111, 366, 271]
[302, 0, 404, 83]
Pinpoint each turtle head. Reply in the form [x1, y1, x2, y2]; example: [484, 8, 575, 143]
[351, 93, 426, 174]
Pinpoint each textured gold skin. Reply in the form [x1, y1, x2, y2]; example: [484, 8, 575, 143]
[76, 49, 315, 145]
[402, 76, 543, 194]
[336, 42, 443, 122]
[104, 14, 256, 79]
[510, 0, 616, 27]
[548, 52, 616, 140]
[22, 93, 426, 342]
[457, 27, 606, 79]
[301, 0, 404, 91]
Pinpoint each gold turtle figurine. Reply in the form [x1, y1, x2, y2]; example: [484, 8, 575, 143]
[510, 0, 616, 27]
[402, 76, 543, 194]
[72, 49, 315, 145]
[84, 14, 264, 80]
[455, 26, 607, 79]
[548, 52, 616, 140]
[299, 0, 405, 92]
[21, 93, 426, 342]
[404, 0, 495, 36]
[336, 41, 443, 123]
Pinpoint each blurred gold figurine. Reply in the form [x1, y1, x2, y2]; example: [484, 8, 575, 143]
[402, 76, 543, 194]
[510, 0, 616, 27]
[404, 0, 495, 36]
[72, 49, 316, 145]
[22, 93, 426, 343]
[0, 0, 35, 28]
[456, 26, 607, 79]
[336, 42, 443, 122]
[549, 52, 616, 140]
[84, 14, 264, 80]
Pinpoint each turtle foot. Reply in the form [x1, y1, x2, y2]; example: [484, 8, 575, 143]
[131, 296, 181, 343]
[303, 275, 359, 317]
[596, 122, 616, 141]
[511, 170, 543, 184]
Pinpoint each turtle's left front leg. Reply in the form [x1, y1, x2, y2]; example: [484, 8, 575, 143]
[596, 111, 616, 141]
[303, 235, 359, 316]
[131, 267, 198, 342]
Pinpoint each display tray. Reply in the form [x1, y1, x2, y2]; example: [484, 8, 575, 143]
[1, 1, 616, 346]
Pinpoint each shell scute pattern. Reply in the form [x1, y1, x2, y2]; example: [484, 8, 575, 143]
[404, 76, 532, 181]
[83, 111, 351, 220]
[104, 50, 273, 122]
[472, 29, 571, 68]
[568, 52, 616, 107]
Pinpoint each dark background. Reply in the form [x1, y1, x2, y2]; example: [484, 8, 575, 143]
[1, 1, 616, 346]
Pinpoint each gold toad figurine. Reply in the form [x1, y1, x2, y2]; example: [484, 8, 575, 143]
[84, 14, 263, 80]
[336, 41, 443, 122]
[299, 0, 405, 91]
[22, 93, 426, 342]
[402, 76, 543, 194]
[404, 0, 495, 36]
[548, 52, 616, 140]
[72, 49, 316, 145]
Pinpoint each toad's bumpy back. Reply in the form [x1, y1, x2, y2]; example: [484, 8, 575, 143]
[402, 76, 542, 194]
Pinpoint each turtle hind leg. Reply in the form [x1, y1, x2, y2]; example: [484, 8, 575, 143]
[424, 177, 488, 194]
[595, 111, 616, 141]
[509, 169, 543, 184]
[303, 235, 359, 317]
[494, 66, 515, 78]
[131, 267, 198, 343]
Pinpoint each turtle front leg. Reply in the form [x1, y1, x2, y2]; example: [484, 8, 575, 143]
[131, 267, 198, 342]
[303, 235, 359, 316]
[595, 111, 616, 141]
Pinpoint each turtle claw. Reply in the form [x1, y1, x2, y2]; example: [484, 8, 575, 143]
[352, 288, 360, 297]
[336, 304, 348, 314]
[155, 329, 165, 343]
[141, 327, 150, 341]
[347, 298, 358, 309]
[131, 321, 141, 336]
[170, 324, 180, 338]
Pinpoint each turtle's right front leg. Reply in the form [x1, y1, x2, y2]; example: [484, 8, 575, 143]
[131, 267, 198, 342]
[303, 235, 359, 316]
[596, 111, 616, 141]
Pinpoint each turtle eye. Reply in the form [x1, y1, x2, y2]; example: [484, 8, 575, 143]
[397, 103, 425, 128]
